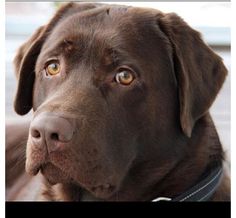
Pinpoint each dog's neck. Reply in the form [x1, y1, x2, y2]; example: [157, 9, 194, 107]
[42, 114, 224, 201]
[130, 114, 223, 201]
[149, 115, 223, 201]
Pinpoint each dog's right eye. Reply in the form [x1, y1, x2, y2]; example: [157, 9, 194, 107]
[115, 69, 135, 85]
[45, 62, 61, 76]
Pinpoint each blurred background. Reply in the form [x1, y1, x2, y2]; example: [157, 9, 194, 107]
[5, 2, 231, 161]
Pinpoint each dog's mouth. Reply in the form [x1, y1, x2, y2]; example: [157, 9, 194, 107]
[40, 162, 73, 185]
[30, 161, 117, 200]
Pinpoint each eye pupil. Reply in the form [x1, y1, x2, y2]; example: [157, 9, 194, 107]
[115, 70, 134, 85]
[51, 63, 57, 70]
[49, 63, 58, 71]
[121, 71, 130, 79]
[46, 62, 60, 75]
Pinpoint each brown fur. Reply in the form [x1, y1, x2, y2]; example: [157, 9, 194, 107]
[7, 3, 230, 201]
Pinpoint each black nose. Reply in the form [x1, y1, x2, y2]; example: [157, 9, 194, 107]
[30, 113, 74, 152]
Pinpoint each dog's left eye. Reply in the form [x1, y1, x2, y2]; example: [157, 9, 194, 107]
[115, 69, 135, 85]
[45, 62, 61, 76]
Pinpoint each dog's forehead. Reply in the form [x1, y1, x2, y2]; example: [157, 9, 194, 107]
[38, 5, 169, 74]
[44, 6, 159, 49]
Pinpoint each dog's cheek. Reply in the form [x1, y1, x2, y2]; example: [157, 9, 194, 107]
[100, 85, 147, 166]
[120, 85, 148, 134]
[72, 113, 132, 187]
[120, 82, 146, 106]
[104, 111, 138, 178]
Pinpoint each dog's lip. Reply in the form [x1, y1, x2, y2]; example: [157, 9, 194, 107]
[39, 163, 116, 198]
[90, 183, 115, 197]
[77, 183, 116, 201]
[32, 166, 40, 176]
[26, 155, 118, 199]
[40, 162, 73, 185]
[26, 157, 71, 183]
[26, 160, 42, 176]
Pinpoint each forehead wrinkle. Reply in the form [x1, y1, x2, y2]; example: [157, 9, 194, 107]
[50, 5, 112, 38]
[40, 4, 130, 59]
[103, 48, 119, 67]
[38, 6, 148, 71]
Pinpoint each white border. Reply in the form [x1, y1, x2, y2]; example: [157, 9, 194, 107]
[231, 0, 235, 215]
[0, 0, 5, 214]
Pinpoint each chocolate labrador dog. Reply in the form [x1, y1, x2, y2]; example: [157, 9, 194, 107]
[6, 2, 230, 201]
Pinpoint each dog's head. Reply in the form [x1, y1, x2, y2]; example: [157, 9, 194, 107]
[14, 3, 227, 199]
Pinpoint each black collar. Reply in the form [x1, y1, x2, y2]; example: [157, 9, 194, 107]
[152, 166, 223, 202]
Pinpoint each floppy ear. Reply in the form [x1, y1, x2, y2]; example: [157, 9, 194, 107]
[158, 13, 227, 137]
[14, 25, 46, 115]
[14, 2, 99, 115]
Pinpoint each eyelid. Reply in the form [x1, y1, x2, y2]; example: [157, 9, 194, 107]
[116, 65, 137, 77]
[117, 65, 133, 71]
[44, 58, 60, 68]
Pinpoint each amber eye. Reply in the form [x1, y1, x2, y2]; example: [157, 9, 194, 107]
[115, 70, 134, 85]
[46, 62, 60, 76]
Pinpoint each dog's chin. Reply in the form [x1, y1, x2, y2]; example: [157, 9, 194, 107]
[40, 163, 73, 185]
[38, 163, 117, 200]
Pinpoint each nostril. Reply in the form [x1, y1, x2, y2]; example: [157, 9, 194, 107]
[50, 133, 59, 141]
[31, 129, 41, 138]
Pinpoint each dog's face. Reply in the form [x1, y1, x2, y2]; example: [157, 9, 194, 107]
[14, 3, 227, 199]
